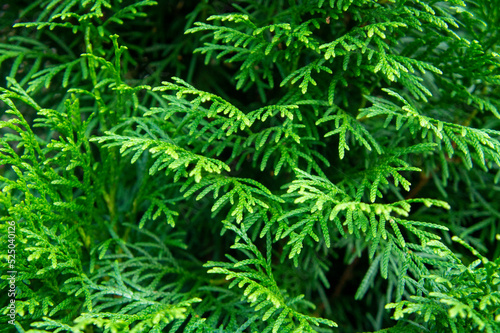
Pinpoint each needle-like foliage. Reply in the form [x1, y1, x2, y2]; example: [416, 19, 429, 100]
[1, 0, 499, 332]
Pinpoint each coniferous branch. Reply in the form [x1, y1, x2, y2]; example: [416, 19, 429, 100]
[387, 236, 500, 333]
[205, 222, 338, 333]
[358, 89, 500, 172]
[1, 1, 499, 332]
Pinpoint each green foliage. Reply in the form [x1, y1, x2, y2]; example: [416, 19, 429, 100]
[1, 0, 499, 332]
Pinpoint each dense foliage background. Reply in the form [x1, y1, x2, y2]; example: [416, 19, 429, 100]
[1, 0, 499, 332]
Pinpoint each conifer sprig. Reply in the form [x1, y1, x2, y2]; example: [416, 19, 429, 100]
[1, 0, 499, 332]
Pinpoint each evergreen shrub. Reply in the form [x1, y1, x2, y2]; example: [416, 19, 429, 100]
[1, 0, 499, 332]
